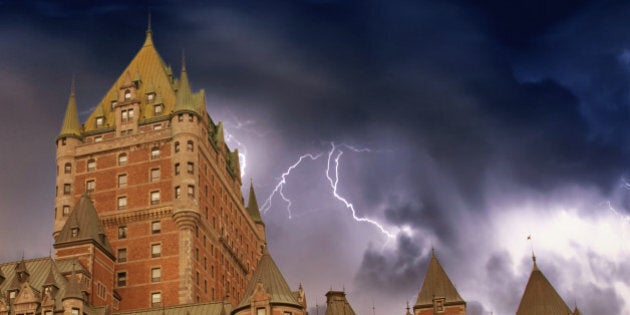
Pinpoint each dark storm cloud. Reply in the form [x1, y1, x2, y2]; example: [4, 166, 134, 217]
[2, 0, 630, 313]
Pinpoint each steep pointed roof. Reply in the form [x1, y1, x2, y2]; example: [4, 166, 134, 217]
[247, 181, 264, 225]
[516, 258, 571, 315]
[414, 250, 464, 307]
[235, 247, 301, 311]
[54, 194, 114, 259]
[58, 81, 82, 140]
[84, 29, 175, 133]
[174, 53, 196, 113]
[324, 291, 356, 315]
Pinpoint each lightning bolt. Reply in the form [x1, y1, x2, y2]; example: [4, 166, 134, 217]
[261, 142, 397, 239]
[260, 153, 322, 219]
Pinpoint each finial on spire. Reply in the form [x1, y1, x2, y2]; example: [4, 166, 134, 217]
[181, 49, 187, 72]
[147, 8, 152, 33]
[527, 234, 537, 268]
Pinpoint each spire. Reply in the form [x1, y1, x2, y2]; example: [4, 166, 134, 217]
[235, 247, 302, 311]
[324, 290, 356, 315]
[58, 79, 82, 140]
[43, 260, 57, 288]
[144, 14, 154, 47]
[174, 50, 195, 113]
[516, 258, 571, 315]
[14, 257, 29, 283]
[247, 180, 264, 225]
[414, 250, 464, 308]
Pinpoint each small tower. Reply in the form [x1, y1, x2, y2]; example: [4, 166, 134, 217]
[413, 249, 466, 315]
[41, 260, 59, 314]
[55, 81, 83, 237]
[247, 181, 266, 244]
[62, 267, 85, 315]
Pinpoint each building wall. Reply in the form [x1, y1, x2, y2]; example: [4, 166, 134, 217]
[55, 104, 264, 311]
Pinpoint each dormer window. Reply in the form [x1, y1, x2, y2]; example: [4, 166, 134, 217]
[153, 104, 163, 115]
[111, 101, 117, 111]
[95, 117, 104, 128]
[71, 227, 79, 237]
[147, 93, 156, 103]
[124, 89, 131, 100]
[433, 298, 445, 313]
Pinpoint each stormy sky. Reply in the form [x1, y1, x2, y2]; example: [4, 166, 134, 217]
[1, 1, 630, 314]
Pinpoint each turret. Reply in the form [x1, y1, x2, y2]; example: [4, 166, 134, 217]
[247, 181, 266, 241]
[55, 81, 83, 237]
[62, 267, 85, 315]
[413, 249, 465, 315]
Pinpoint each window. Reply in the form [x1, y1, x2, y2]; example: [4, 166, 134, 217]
[151, 267, 161, 282]
[195, 248, 199, 261]
[71, 308, 80, 315]
[148, 93, 156, 103]
[117, 196, 127, 210]
[63, 205, 70, 217]
[434, 298, 445, 313]
[95, 135, 103, 142]
[151, 147, 160, 159]
[118, 153, 127, 165]
[284, 312, 292, 315]
[128, 109, 134, 119]
[257, 308, 266, 315]
[111, 101, 117, 110]
[63, 183, 71, 195]
[64, 163, 72, 174]
[151, 221, 161, 234]
[45, 310, 53, 315]
[124, 89, 131, 100]
[87, 159, 96, 171]
[117, 248, 127, 263]
[153, 104, 162, 115]
[117, 272, 127, 287]
[118, 226, 127, 239]
[175, 186, 181, 199]
[150, 191, 160, 205]
[178, 114, 184, 122]
[97, 282, 106, 299]
[150, 168, 160, 182]
[174, 163, 180, 175]
[188, 185, 195, 198]
[174, 142, 180, 153]
[187, 140, 194, 151]
[118, 174, 127, 187]
[187, 162, 194, 174]
[151, 292, 161, 307]
[121, 110, 129, 122]
[153, 124, 162, 130]
[86, 180, 95, 193]
[96, 117, 104, 128]
[71, 227, 79, 237]
[151, 243, 161, 258]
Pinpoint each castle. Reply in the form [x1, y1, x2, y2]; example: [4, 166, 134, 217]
[0, 26, 582, 315]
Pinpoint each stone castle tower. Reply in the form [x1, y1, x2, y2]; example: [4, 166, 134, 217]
[53, 26, 266, 312]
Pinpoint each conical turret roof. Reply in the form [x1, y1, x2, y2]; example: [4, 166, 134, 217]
[54, 194, 114, 259]
[174, 53, 196, 113]
[235, 247, 301, 311]
[58, 81, 81, 140]
[516, 257, 571, 315]
[415, 250, 464, 307]
[324, 291, 356, 315]
[63, 267, 83, 301]
[247, 181, 264, 225]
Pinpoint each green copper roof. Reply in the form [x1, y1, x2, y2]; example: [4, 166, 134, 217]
[54, 194, 114, 259]
[324, 291, 356, 315]
[516, 258, 571, 315]
[247, 181, 264, 225]
[174, 55, 196, 113]
[235, 247, 301, 311]
[58, 83, 82, 140]
[415, 250, 464, 307]
[0, 257, 74, 310]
